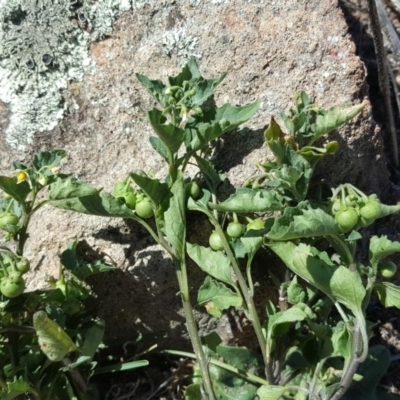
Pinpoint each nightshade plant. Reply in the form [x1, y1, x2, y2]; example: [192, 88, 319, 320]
[0, 152, 149, 399]
[6, 60, 400, 399]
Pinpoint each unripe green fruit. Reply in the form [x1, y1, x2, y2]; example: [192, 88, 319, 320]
[209, 231, 224, 251]
[123, 192, 137, 209]
[16, 257, 30, 274]
[226, 222, 245, 238]
[0, 213, 19, 230]
[0, 276, 25, 298]
[135, 198, 153, 219]
[335, 207, 359, 233]
[359, 199, 381, 221]
[186, 182, 201, 199]
[379, 261, 397, 279]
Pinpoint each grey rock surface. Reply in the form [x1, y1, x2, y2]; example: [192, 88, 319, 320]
[0, 0, 391, 347]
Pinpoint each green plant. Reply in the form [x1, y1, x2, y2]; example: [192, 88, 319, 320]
[0, 152, 147, 399]
[35, 61, 400, 400]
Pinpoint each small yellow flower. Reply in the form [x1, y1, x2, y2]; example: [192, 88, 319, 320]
[51, 166, 60, 175]
[17, 171, 28, 183]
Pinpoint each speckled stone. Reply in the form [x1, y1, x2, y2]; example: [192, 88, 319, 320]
[0, 0, 391, 348]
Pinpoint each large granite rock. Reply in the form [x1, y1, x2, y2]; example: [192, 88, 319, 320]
[0, 0, 390, 347]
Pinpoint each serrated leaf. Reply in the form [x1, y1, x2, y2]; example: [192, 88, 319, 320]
[193, 154, 223, 192]
[197, 277, 242, 317]
[191, 73, 227, 106]
[3, 377, 33, 400]
[168, 57, 201, 86]
[49, 177, 99, 199]
[267, 242, 365, 315]
[32, 150, 66, 170]
[312, 103, 363, 141]
[257, 385, 287, 400]
[187, 243, 235, 287]
[164, 178, 186, 258]
[136, 73, 167, 107]
[369, 236, 400, 269]
[130, 172, 169, 206]
[147, 108, 186, 155]
[0, 176, 31, 203]
[201, 101, 260, 142]
[33, 311, 77, 362]
[267, 206, 338, 240]
[374, 282, 400, 308]
[210, 188, 284, 213]
[149, 136, 169, 162]
[50, 188, 135, 218]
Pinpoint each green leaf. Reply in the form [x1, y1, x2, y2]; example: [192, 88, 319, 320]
[374, 282, 400, 308]
[312, 103, 363, 141]
[187, 243, 235, 287]
[267, 206, 338, 240]
[33, 311, 77, 362]
[94, 360, 149, 375]
[267, 242, 365, 315]
[240, 231, 263, 260]
[197, 277, 242, 318]
[193, 155, 223, 193]
[257, 385, 287, 400]
[329, 265, 365, 315]
[147, 108, 186, 155]
[210, 188, 284, 213]
[136, 73, 167, 107]
[60, 241, 116, 280]
[168, 57, 201, 86]
[164, 178, 186, 258]
[191, 73, 227, 106]
[0, 176, 31, 203]
[287, 275, 307, 305]
[79, 319, 105, 360]
[378, 203, 400, 219]
[149, 136, 169, 162]
[130, 172, 169, 206]
[185, 384, 202, 400]
[201, 101, 260, 142]
[3, 377, 33, 400]
[369, 236, 400, 269]
[267, 305, 310, 340]
[32, 150, 66, 170]
[49, 177, 99, 199]
[332, 321, 352, 359]
[50, 187, 135, 218]
[209, 345, 263, 400]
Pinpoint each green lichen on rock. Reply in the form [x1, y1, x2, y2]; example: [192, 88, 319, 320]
[0, 0, 130, 150]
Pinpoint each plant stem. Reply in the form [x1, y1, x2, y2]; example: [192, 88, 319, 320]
[211, 219, 273, 383]
[175, 256, 216, 400]
[163, 349, 269, 386]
